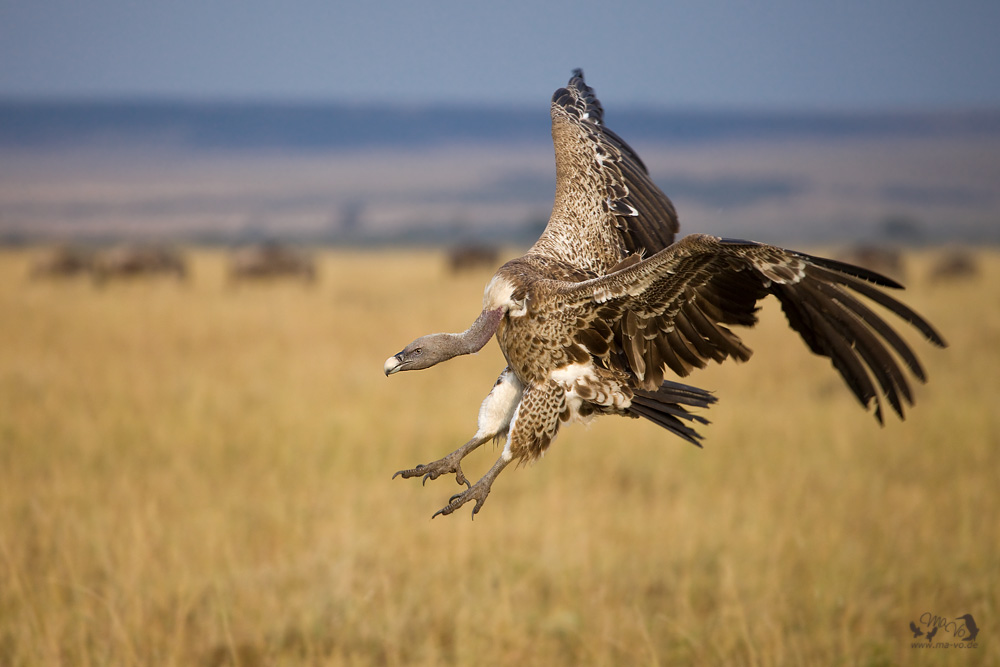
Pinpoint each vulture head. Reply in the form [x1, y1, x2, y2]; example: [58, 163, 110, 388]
[384, 306, 505, 376]
[384, 333, 465, 375]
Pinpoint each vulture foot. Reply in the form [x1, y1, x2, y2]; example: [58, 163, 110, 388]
[393, 452, 472, 488]
[431, 454, 511, 519]
[393, 433, 496, 488]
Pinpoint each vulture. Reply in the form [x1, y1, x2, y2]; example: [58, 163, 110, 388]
[384, 70, 946, 518]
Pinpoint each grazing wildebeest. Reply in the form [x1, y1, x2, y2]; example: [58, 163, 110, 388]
[836, 244, 906, 282]
[92, 244, 187, 284]
[928, 248, 978, 283]
[29, 245, 94, 279]
[446, 244, 499, 274]
[227, 243, 317, 284]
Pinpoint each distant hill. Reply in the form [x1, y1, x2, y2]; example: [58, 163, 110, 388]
[2, 100, 999, 246]
[3, 100, 1000, 151]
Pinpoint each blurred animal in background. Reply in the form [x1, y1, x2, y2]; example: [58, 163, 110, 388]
[227, 242, 317, 285]
[446, 244, 499, 274]
[385, 70, 946, 518]
[92, 244, 187, 284]
[928, 248, 978, 283]
[29, 244, 94, 280]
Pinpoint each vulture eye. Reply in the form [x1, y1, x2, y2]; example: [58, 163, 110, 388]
[412, 348, 422, 357]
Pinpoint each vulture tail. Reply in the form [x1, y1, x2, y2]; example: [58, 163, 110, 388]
[629, 380, 717, 448]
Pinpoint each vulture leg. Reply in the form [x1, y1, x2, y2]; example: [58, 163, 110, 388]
[393, 367, 522, 489]
[432, 452, 512, 519]
[392, 433, 491, 488]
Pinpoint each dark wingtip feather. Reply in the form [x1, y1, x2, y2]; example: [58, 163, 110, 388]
[801, 252, 905, 289]
[805, 261, 948, 350]
[874, 402, 886, 426]
[552, 69, 604, 126]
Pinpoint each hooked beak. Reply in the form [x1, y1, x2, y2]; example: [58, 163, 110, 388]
[383, 354, 403, 376]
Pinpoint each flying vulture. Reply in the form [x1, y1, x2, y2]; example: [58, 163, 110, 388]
[384, 70, 946, 518]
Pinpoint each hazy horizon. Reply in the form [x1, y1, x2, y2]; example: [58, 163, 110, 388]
[3, 93, 998, 247]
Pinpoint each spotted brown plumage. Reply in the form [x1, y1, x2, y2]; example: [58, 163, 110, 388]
[535, 69, 678, 273]
[385, 70, 946, 518]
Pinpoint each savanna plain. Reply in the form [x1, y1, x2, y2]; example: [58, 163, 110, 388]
[1, 247, 996, 666]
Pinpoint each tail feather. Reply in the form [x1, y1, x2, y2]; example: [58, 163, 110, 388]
[629, 380, 717, 447]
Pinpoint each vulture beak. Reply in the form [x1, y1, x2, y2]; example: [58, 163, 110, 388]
[383, 353, 404, 376]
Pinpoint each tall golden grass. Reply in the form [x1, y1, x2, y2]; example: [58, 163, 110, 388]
[1, 247, 996, 666]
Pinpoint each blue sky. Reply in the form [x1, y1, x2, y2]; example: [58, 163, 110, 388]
[2, 0, 998, 109]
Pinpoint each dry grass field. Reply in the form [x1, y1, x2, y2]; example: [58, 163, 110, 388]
[1, 246, 996, 666]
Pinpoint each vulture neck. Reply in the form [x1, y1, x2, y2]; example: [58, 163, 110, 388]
[453, 307, 503, 356]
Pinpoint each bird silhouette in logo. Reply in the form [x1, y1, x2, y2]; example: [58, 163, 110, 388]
[926, 627, 938, 642]
[957, 614, 979, 641]
[909, 621, 924, 638]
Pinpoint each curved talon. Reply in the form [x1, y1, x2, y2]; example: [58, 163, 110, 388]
[453, 467, 470, 487]
[432, 497, 458, 519]
[432, 488, 485, 519]
[392, 457, 475, 487]
[393, 463, 430, 482]
[394, 434, 492, 487]
[431, 454, 510, 519]
[420, 469, 467, 487]
[432, 498, 461, 519]
[400, 438, 508, 518]
[431, 499, 472, 519]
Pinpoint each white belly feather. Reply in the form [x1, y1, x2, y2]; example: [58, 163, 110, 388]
[549, 361, 629, 424]
[474, 368, 523, 441]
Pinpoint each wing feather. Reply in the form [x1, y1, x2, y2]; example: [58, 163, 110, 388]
[666, 325, 706, 372]
[800, 282, 913, 414]
[686, 301, 753, 362]
[675, 309, 721, 361]
[807, 264, 947, 355]
[652, 330, 688, 377]
[800, 300, 884, 422]
[560, 234, 946, 422]
[529, 70, 679, 274]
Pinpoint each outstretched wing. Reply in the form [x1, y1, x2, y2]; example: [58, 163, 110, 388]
[561, 234, 947, 423]
[529, 69, 679, 275]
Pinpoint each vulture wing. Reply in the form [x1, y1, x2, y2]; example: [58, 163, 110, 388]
[560, 234, 947, 423]
[529, 69, 679, 275]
